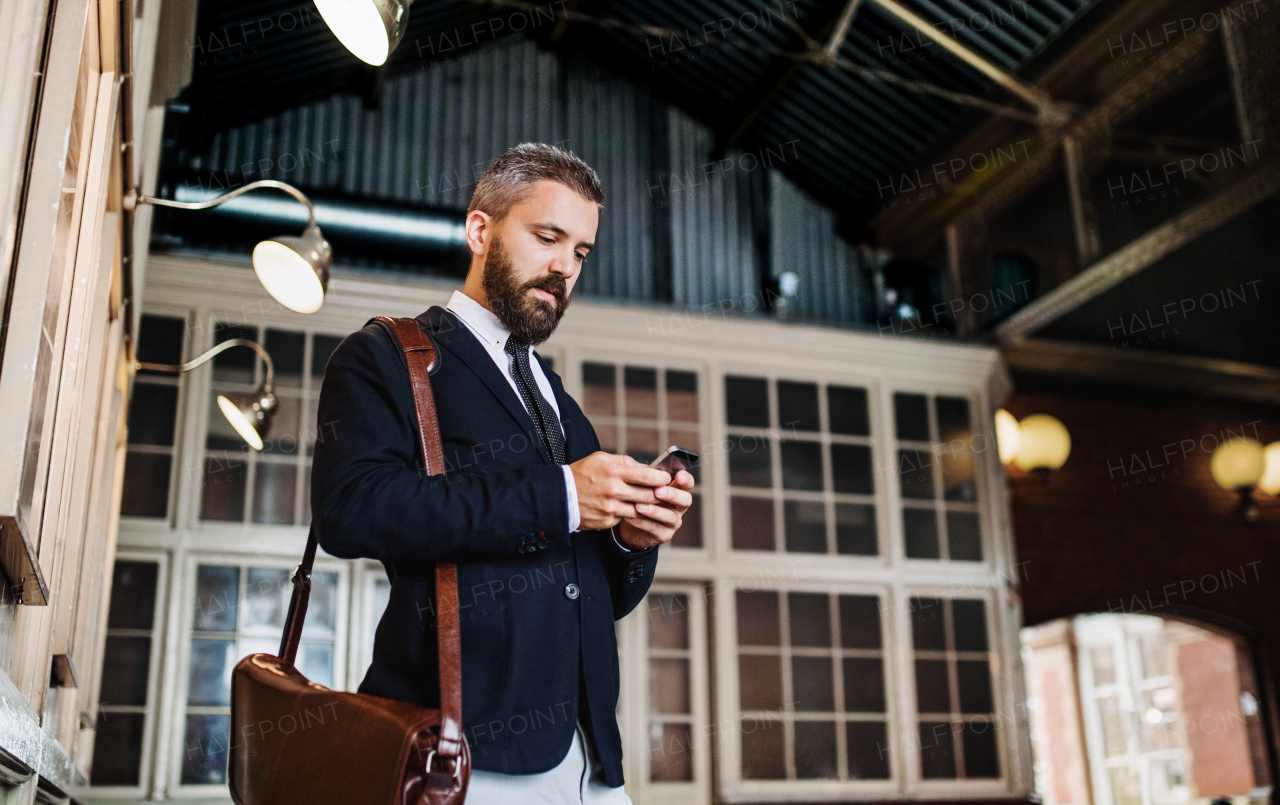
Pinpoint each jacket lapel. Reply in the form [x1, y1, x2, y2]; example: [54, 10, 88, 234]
[417, 306, 552, 465]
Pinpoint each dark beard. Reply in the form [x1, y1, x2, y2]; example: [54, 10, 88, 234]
[481, 233, 571, 345]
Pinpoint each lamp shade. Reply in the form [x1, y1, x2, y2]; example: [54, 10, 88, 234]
[1259, 441, 1280, 496]
[1013, 414, 1071, 471]
[313, 0, 411, 66]
[994, 409, 1022, 465]
[1211, 438, 1266, 491]
[217, 390, 278, 451]
[252, 225, 332, 314]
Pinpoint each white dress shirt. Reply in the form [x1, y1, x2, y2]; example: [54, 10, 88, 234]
[445, 290, 639, 553]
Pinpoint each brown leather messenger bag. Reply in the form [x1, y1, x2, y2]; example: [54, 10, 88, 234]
[229, 316, 470, 805]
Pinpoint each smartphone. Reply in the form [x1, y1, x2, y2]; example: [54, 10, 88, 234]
[649, 445, 698, 475]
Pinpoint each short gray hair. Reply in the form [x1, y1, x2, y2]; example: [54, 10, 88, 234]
[468, 143, 605, 222]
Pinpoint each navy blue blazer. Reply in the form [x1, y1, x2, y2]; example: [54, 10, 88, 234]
[310, 305, 658, 786]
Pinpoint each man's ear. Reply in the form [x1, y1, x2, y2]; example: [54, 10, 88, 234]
[464, 209, 491, 257]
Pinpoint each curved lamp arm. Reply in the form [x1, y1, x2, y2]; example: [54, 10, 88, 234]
[137, 338, 275, 391]
[130, 179, 318, 230]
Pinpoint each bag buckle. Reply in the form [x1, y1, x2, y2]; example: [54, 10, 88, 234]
[422, 748, 461, 782]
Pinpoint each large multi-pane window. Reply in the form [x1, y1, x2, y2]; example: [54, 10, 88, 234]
[735, 589, 891, 781]
[180, 562, 340, 786]
[725, 376, 877, 555]
[120, 316, 185, 517]
[909, 596, 999, 779]
[201, 326, 341, 525]
[92, 558, 164, 787]
[581, 362, 703, 547]
[894, 392, 983, 561]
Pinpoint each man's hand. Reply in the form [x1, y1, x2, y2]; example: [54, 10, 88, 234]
[570, 452, 673, 531]
[617, 468, 695, 551]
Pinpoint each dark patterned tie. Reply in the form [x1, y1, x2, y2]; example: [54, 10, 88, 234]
[504, 334, 566, 464]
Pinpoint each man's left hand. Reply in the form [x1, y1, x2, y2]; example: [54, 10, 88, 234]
[616, 469, 695, 550]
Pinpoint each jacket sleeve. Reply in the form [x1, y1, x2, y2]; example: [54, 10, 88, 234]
[311, 323, 570, 563]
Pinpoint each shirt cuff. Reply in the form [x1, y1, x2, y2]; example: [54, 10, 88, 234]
[610, 525, 646, 555]
[562, 464, 581, 533]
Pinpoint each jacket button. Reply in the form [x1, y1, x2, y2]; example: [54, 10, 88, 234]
[564, 583, 580, 600]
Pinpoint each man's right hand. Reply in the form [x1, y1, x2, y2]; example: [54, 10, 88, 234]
[570, 452, 672, 532]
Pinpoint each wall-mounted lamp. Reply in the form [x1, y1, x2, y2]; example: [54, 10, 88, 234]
[138, 339, 278, 451]
[315, 0, 412, 65]
[1210, 438, 1280, 522]
[127, 180, 332, 313]
[995, 410, 1071, 483]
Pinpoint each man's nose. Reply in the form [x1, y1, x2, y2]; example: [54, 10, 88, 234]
[548, 249, 576, 278]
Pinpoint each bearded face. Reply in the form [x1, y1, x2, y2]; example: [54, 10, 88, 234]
[481, 232, 571, 345]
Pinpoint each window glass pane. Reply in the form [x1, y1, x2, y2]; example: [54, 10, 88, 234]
[194, 565, 239, 631]
[915, 659, 951, 713]
[952, 600, 989, 651]
[582, 362, 616, 415]
[671, 493, 702, 548]
[894, 393, 930, 441]
[302, 571, 339, 639]
[108, 561, 158, 629]
[788, 593, 831, 647]
[919, 722, 957, 778]
[794, 721, 837, 779]
[624, 366, 657, 418]
[846, 721, 890, 779]
[904, 508, 940, 559]
[311, 334, 342, 379]
[780, 441, 822, 491]
[738, 656, 783, 709]
[783, 500, 825, 553]
[725, 376, 769, 427]
[935, 396, 971, 443]
[90, 712, 146, 786]
[260, 397, 300, 455]
[212, 324, 258, 384]
[127, 384, 179, 445]
[243, 568, 291, 632]
[594, 422, 618, 452]
[187, 639, 235, 706]
[910, 598, 946, 650]
[827, 385, 869, 436]
[941, 448, 977, 501]
[648, 593, 689, 649]
[626, 426, 659, 466]
[136, 315, 185, 369]
[728, 436, 772, 487]
[791, 657, 834, 711]
[898, 449, 934, 499]
[831, 444, 872, 494]
[741, 720, 785, 779]
[947, 511, 982, 561]
[835, 504, 877, 556]
[958, 661, 993, 713]
[252, 463, 297, 525]
[100, 636, 152, 706]
[265, 329, 304, 388]
[120, 452, 171, 517]
[736, 591, 780, 645]
[843, 658, 885, 712]
[297, 642, 334, 688]
[731, 497, 774, 550]
[181, 713, 231, 784]
[201, 457, 246, 521]
[650, 723, 693, 781]
[839, 596, 882, 649]
[1091, 645, 1116, 685]
[665, 370, 698, 422]
[962, 724, 1000, 778]
[777, 381, 819, 432]
[649, 658, 691, 714]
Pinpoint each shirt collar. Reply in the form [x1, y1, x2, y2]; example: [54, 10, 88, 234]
[446, 289, 526, 353]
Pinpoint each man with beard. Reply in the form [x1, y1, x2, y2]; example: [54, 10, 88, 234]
[311, 143, 694, 803]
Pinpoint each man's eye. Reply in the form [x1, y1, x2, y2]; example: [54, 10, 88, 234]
[575, 253, 586, 261]
[538, 235, 554, 244]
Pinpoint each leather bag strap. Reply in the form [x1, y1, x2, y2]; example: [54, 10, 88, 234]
[279, 315, 464, 765]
